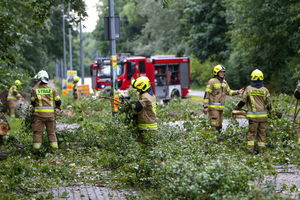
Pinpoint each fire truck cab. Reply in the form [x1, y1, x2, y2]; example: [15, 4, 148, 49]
[91, 55, 190, 100]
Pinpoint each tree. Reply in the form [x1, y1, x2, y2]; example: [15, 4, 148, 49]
[225, 0, 300, 92]
[0, 0, 87, 73]
[183, 0, 230, 62]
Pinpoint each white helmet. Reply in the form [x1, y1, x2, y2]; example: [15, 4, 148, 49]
[37, 70, 49, 83]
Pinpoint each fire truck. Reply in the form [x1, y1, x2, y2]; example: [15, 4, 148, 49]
[90, 55, 190, 99]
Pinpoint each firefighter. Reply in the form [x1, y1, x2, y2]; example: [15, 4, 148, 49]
[203, 65, 244, 132]
[236, 69, 272, 153]
[131, 76, 157, 145]
[294, 81, 300, 144]
[73, 76, 80, 100]
[7, 80, 23, 118]
[30, 70, 61, 154]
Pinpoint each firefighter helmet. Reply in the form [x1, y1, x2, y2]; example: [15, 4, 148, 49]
[73, 76, 80, 83]
[132, 76, 151, 92]
[37, 70, 49, 83]
[251, 69, 264, 81]
[213, 65, 226, 76]
[15, 80, 21, 86]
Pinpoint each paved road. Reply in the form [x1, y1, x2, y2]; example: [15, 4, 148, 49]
[189, 90, 204, 97]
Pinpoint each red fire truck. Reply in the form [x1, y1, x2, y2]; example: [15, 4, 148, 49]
[90, 55, 190, 99]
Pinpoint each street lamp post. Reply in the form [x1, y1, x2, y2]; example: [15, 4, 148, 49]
[108, 0, 118, 116]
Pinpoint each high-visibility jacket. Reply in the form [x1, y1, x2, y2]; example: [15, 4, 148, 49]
[203, 77, 238, 110]
[30, 83, 61, 118]
[7, 85, 22, 101]
[241, 85, 271, 119]
[136, 92, 157, 131]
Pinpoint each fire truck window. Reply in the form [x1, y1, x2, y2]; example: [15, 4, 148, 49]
[139, 61, 145, 73]
[169, 64, 180, 84]
[127, 61, 136, 80]
[155, 65, 167, 86]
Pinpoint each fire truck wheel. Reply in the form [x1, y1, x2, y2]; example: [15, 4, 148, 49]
[171, 90, 180, 99]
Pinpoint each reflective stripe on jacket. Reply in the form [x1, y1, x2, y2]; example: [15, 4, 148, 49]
[208, 102, 225, 109]
[246, 112, 268, 118]
[138, 123, 158, 131]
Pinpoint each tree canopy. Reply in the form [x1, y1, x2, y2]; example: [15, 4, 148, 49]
[1, 0, 299, 92]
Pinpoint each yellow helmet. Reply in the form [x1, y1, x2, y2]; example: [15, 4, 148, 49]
[251, 69, 264, 81]
[15, 80, 21, 86]
[213, 64, 226, 76]
[73, 76, 80, 82]
[132, 76, 151, 92]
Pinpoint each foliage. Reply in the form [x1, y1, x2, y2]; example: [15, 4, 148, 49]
[225, 0, 300, 93]
[0, 0, 87, 75]
[0, 66, 32, 92]
[183, 0, 231, 62]
[190, 57, 219, 88]
[0, 92, 299, 199]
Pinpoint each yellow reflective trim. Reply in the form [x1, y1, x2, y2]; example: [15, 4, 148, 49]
[138, 123, 158, 130]
[258, 142, 265, 147]
[33, 143, 42, 149]
[7, 96, 17, 100]
[208, 105, 225, 109]
[36, 88, 53, 95]
[205, 88, 212, 93]
[34, 109, 54, 112]
[50, 94, 53, 107]
[50, 142, 58, 148]
[298, 138, 300, 144]
[247, 141, 255, 146]
[204, 99, 209, 103]
[152, 102, 157, 114]
[250, 89, 266, 96]
[55, 96, 61, 101]
[246, 114, 268, 118]
[30, 97, 36, 101]
[213, 83, 221, 89]
[37, 94, 43, 107]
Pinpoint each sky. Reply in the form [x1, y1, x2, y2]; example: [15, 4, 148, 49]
[82, 0, 99, 32]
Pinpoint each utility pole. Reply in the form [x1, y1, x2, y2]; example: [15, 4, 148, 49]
[108, 0, 118, 115]
[68, 2, 73, 70]
[79, 21, 84, 84]
[62, 4, 67, 79]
